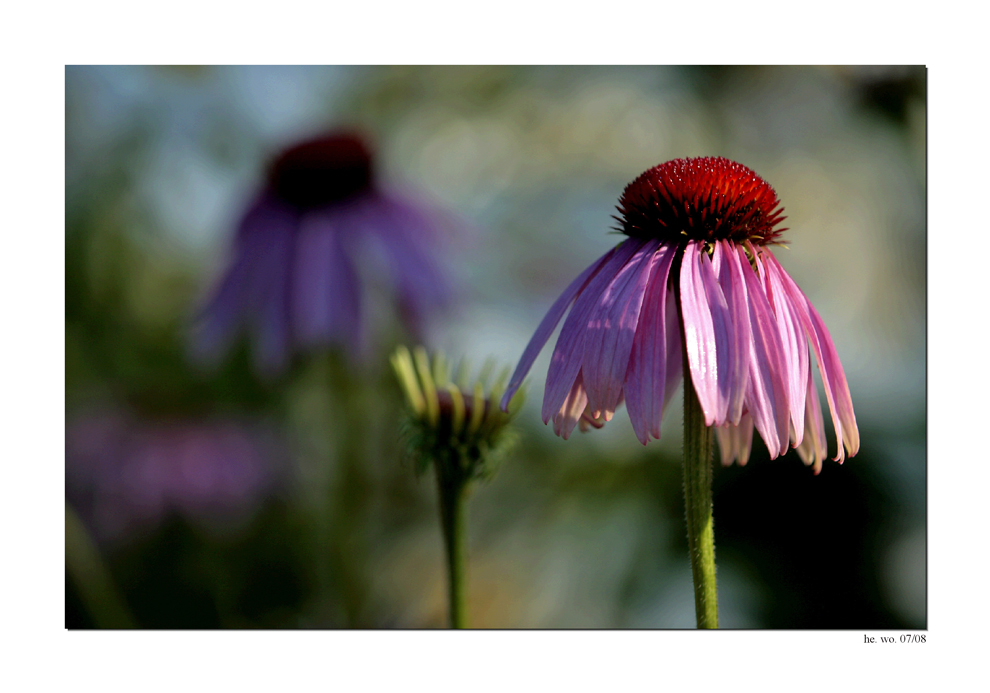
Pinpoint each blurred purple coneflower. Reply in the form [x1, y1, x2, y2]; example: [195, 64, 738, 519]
[501, 157, 858, 473]
[66, 407, 283, 544]
[193, 132, 453, 374]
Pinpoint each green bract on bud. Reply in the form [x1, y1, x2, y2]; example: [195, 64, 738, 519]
[391, 346, 525, 479]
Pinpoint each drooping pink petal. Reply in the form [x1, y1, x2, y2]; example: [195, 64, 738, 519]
[715, 413, 754, 467]
[583, 238, 660, 422]
[794, 366, 828, 474]
[758, 249, 809, 444]
[542, 240, 644, 423]
[624, 243, 678, 444]
[805, 303, 860, 461]
[679, 242, 717, 424]
[662, 286, 683, 418]
[763, 252, 860, 462]
[500, 244, 621, 412]
[679, 242, 734, 425]
[553, 372, 589, 440]
[716, 241, 752, 425]
[739, 259, 790, 458]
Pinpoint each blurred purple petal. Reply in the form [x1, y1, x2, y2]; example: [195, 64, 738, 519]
[249, 206, 296, 375]
[293, 215, 362, 357]
[370, 196, 453, 336]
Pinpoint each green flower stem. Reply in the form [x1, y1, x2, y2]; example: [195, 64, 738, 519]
[682, 364, 719, 629]
[65, 503, 134, 628]
[327, 356, 373, 627]
[435, 455, 469, 629]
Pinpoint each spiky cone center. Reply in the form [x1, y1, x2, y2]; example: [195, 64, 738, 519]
[267, 132, 374, 209]
[616, 156, 787, 246]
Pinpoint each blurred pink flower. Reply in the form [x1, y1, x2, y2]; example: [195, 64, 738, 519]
[66, 406, 284, 544]
[501, 157, 858, 472]
[193, 131, 453, 375]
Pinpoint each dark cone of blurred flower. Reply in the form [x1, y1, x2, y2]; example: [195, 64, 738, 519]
[191, 131, 455, 375]
[65, 405, 285, 545]
[501, 157, 859, 473]
[391, 346, 524, 479]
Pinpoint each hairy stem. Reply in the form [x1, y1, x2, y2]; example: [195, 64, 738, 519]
[682, 366, 719, 629]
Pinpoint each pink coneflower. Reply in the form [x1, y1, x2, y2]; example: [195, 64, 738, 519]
[501, 157, 858, 473]
[193, 131, 452, 374]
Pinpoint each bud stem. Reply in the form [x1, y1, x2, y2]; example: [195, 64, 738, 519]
[682, 358, 719, 629]
[435, 454, 470, 628]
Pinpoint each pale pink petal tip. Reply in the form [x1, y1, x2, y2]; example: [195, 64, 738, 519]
[715, 414, 754, 467]
[542, 241, 641, 424]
